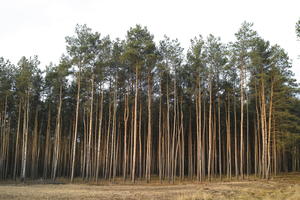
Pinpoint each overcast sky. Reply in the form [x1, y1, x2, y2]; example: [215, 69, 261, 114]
[1, 0, 299, 81]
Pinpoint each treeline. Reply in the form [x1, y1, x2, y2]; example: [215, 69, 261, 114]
[0, 22, 300, 183]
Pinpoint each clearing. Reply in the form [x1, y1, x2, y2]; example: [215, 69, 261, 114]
[0, 173, 299, 200]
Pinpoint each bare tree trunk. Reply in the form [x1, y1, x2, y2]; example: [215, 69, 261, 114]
[180, 100, 184, 180]
[138, 101, 142, 179]
[1, 96, 8, 180]
[123, 93, 129, 181]
[86, 75, 94, 179]
[188, 107, 193, 179]
[171, 67, 177, 183]
[105, 100, 112, 180]
[96, 91, 104, 182]
[166, 81, 170, 182]
[52, 85, 62, 181]
[21, 93, 29, 181]
[71, 66, 81, 182]
[44, 107, 52, 179]
[202, 98, 206, 179]
[226, 94, 231, 180]
[158, 82, 162, 183]
[13, 101, 22, 179]
[266, 81, 273, 178]
[246, 90, 250, 177]
[31, 109, 39, 178]
[273, 117, 277, 176]
[240, 65, 244, 179]
[218, 96, 222, 179]
[234, 91, 238, 178]
[213, 103, 217, 177]
[132, 65, 139, 183]
[260, 78, 267, 178]
[112, 82, 117, 182]
[146, 74, 152, 182]
[197, 76, 202, 181]
[255, 82, 260, 177]
[208, 75, 212, 181]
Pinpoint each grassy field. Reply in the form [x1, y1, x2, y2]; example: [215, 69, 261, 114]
[0, 173, 299, 200]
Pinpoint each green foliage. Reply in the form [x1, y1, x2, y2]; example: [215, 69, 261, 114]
[15, 56, 42, 98]
[296, 19, 300, 39]
[123, 25, 157, 76]
[0, 57, 15, 97]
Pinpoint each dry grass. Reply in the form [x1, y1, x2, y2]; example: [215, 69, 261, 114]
[177, 173, 300, 200]
[0, 173, 299, 200]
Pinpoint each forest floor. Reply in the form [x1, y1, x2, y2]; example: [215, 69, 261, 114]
[0, 173, 299, 200]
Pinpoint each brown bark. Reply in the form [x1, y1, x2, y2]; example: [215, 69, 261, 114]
[71, 66, 81, 182]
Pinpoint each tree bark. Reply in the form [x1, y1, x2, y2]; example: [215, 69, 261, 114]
[71, 66, 81, 182]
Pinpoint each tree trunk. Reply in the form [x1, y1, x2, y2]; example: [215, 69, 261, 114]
[13, 101, 22, 180]
[146, 74, 152, 182]
[43, 107, 51, 179]
[240, 65, 244, 179]
[71, 66, 81, 182]
[266, 81, 273, 178]
[218, 96, 221, 179]
[31, 109, 39, 178]
[208, 75, 212, 181]
[226, 94, 231, 179]
[52, 85, 62, 181]
[21, 92, 29, 181]
[86, 75, 94, 179]
[96, 91, 103, 182]
[132, 65, 139, 183]
[234, 91, 238, 178]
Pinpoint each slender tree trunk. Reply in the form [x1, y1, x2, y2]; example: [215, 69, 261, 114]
[273, 117, 277, 176]
[188, 107, 193, 179]
[13, 101, 22, 180]
[197, 76, 202, 181]
[112, 81, 117, 182]
[166, 81, 170, 182]
[158, 81, 162, 183]
[180, 100, 184, 180]
[132, 65, 139, 183]
[31, 109, 39, 178]
[146, 74, 152, 182]
[208, 75, 212, 181]
[21, 93, 29, 181]
[96, 91, 103, 182]
[1, 96, 8, 180]
[105, 99, 112, 180]
[226, 94, 231, 179]
[44, 107, 51, 179]
[234, 91, 238, 178]
[71, 66, 81, 182]
[86, 75, 94, 179]
[240, 65, 244, 179]
[138, 101, 142, 179]
[260, 78, 267, 178]
[218, 96, 221, 179]
[246, 90, 250, 177]
[52, 85, 62, 181]
[202, 97, 206, 179]
[123, 93, 129, 181]
[266, 81, 273, 178]
[255, 82, 261, 177]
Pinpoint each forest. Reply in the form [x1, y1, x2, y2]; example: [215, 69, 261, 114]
[0, 21, 300, 184]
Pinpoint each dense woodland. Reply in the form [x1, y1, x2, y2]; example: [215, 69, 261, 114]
[0, 21, 300, 183]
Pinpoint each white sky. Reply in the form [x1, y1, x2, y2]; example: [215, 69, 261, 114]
[1, 0, 300, 81]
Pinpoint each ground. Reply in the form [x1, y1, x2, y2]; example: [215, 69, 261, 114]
[0, 173, 299, 200]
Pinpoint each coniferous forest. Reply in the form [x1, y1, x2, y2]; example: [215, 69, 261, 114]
[0, 21, 300, 183]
